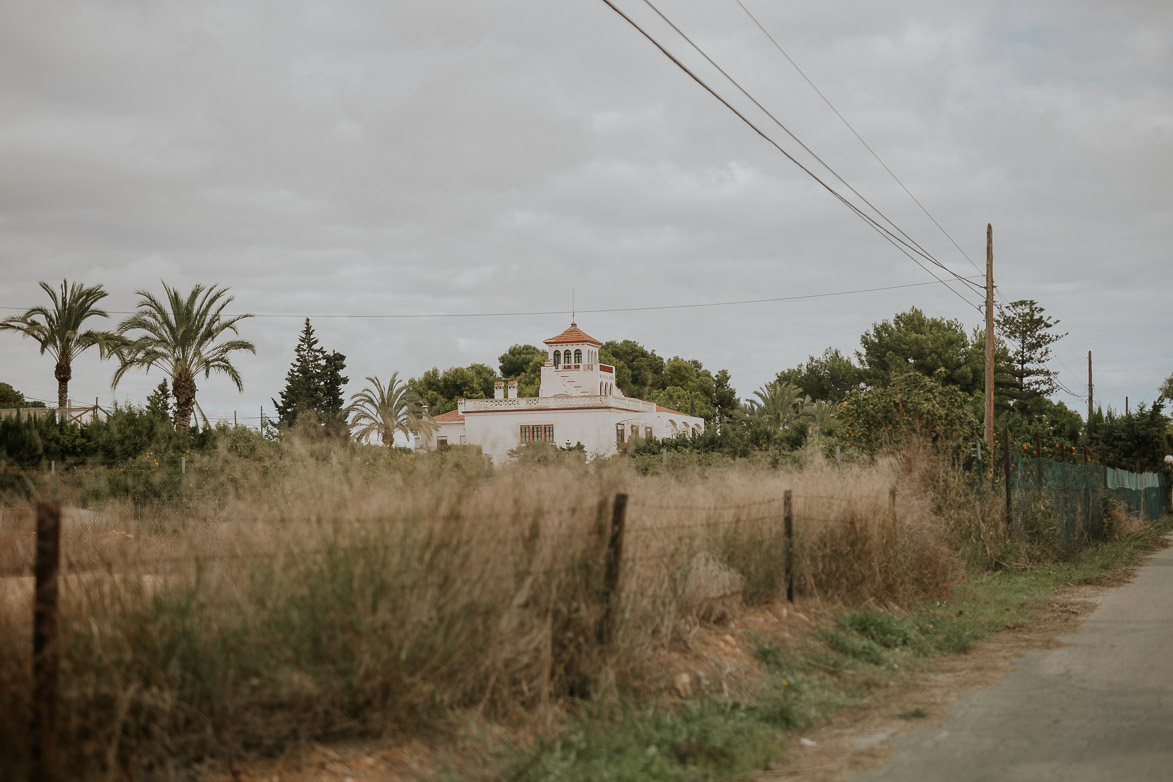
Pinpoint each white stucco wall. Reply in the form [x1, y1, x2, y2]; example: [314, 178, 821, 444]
[539, 363, 622, 398]
[417, 395, 704, 463]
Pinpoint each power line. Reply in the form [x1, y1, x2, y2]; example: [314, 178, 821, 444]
[639, 0, 982, 296]
[731, 0, 1001, 302]
[596, 0, 982, 312]
[0, 277, 980, 322]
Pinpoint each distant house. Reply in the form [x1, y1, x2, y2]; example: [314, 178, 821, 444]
[416, 322, 704, 462]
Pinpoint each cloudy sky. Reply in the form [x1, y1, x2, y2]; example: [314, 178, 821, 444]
[1, 0, 1169, 425]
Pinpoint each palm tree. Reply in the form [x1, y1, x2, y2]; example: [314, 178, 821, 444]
[0, 280, 120, 409]
[748, 381, 806, 431]
[113, 283, 255, 430]
[801, 398, 840, 446]
[347, 372, 434, 446]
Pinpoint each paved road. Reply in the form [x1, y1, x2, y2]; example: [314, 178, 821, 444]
[851, 541, 1173, 782]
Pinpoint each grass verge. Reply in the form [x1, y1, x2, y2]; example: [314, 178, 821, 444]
[491, 518, 1171, 782]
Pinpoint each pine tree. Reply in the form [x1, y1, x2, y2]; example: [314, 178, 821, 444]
[272, 319, 349, 436]
[146, 380, 172, 421]
[995, 299, 1067, 412]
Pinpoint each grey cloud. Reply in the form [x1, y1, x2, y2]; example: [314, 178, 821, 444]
[0, 0, 1168, 420]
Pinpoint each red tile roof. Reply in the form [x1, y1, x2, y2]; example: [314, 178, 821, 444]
[544, 322, 602, 347]
[432, 409, 464, 423]
[656, 405, 688, 416]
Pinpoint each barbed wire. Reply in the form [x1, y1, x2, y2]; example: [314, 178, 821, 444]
[629, 496, 788, 512]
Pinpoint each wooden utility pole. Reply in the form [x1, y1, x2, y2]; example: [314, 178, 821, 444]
[984, 223, 995, 451]
[1088, 351, 1094, 421]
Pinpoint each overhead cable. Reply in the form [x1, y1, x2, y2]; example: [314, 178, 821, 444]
[0, 277, 980, 322]
[641, 0, 982, 295]
[597, 0, 982, 312]
[732, 0, 998, 295]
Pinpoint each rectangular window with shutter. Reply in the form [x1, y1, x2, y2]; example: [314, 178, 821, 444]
[520, 425, 530, 443]
[544, 425, 555, 442]
[616, 424, 625, 446]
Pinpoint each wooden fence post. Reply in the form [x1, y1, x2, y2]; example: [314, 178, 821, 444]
[784, 490, 794, 603]
[180, 456, 186, 516]
[599, 493, 627, 645]
[1003, 429, 1012, 527]
[32, 501, 61, 782]
[1035, 436, 1044, 493]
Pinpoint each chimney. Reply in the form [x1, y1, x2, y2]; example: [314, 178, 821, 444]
[494, 381, 505, 400]
[457, 398, 466, 413]
[507, 380, 518, 399]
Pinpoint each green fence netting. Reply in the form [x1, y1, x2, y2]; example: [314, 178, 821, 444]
[1105, 466, 1166, 520]
[1008, 455, 1166, 545]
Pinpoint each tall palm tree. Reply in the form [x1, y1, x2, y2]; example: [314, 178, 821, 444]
[748, 380, 806, 431]
[0, 280, 120, 409]
[113, 283, 255, 430]
[347, 372, 434, 446]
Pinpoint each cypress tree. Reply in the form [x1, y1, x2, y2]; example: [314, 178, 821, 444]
[272, 319, 348, 436]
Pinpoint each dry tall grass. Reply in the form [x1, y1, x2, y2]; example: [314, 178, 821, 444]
[0, 446, 990, 779]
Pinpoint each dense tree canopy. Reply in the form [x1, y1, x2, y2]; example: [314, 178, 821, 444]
[407, 339, 737, 423]
[1003, 398, 1084, 449]
[600, 340, 666, 399]
[837, 371, 981, 455]
[857, 307, 984, 395]
[775, 348, 864, 404]
[599, 340, 733, 422]
[409, 363, 498, 416]
[0, 382, 46, 409]
[498, 344, 546, 397]
[0, 390, 214, 469]
[1086, 401, 1170, 470]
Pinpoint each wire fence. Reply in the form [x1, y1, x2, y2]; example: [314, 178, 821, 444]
[4, 456, 1168, 779]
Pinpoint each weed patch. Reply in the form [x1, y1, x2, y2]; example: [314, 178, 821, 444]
[508, 702, 781, 782]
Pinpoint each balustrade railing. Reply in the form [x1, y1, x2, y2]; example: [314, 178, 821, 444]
[464, 395, 656, 413]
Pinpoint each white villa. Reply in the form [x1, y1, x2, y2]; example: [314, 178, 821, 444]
[416, 322, 705, 462]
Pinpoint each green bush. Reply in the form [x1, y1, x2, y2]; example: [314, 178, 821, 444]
[837, 371, 980, 457]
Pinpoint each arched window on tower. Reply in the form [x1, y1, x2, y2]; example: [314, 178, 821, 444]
[574, 349, 582, 364]
[553, 350, 561, 368]
[562, 349, 571, 366]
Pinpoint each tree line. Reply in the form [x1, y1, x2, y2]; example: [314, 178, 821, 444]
[2, 279, 1170, 470]
[0, 280, 429, 451]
